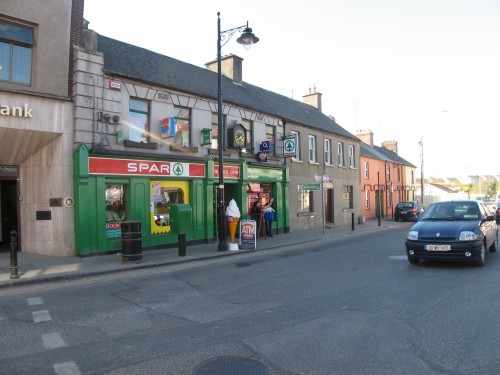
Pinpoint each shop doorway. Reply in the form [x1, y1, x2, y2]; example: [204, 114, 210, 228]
[325, 188, 334, 223]
[0, 166, 19, 252]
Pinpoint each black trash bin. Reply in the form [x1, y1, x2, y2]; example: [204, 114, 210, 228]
[121, 221, 142, 262]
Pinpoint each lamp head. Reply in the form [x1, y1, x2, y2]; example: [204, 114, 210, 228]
[237, 24, 259, 50]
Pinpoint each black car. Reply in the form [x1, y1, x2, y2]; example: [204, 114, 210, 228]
[405, 200, 498, 266]
[395, 201, 418, 221]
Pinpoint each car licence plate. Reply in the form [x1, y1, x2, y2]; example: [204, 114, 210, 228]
[426, 244, 451, 251]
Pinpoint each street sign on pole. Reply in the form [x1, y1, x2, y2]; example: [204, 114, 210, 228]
[298, 183, 321, 192]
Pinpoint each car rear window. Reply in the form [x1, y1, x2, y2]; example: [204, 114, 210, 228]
[397, 202, 414, 208]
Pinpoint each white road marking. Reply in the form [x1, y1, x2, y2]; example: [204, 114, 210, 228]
[53, 361, 81, 375]
[32, 310, 51, 323]
[42, 332, 65, 349]
[27, 297, 43, 305]
[389, 255, 408, 260]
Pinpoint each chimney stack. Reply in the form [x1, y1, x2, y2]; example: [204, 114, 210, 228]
[303, 86, 322, 112]
[356, 130, 374, 146]
[205, 54, 243, 85]
[382, 140, 398, 154]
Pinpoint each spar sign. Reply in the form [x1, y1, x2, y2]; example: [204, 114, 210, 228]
[283, 135, 297, 158]
[89, 157, 205, 177]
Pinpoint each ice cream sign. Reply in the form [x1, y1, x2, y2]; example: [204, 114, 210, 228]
[89, 157, 205, 177]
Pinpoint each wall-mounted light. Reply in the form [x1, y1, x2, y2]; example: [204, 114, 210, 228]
[112, 115, 120, 124]
[103, 113, 111, 123]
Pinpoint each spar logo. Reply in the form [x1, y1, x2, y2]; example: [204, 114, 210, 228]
[172, 163, 184, 176]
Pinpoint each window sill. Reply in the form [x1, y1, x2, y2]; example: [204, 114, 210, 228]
[208, 148, 231, 157]
[291, 159, 303, 164]
[124, 140, 158, 149]
[297, 212, 315, 217]
[170, 144, 199, 153]
[309, 161, 319, 165]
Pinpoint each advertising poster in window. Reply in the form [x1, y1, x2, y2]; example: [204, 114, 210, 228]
[150, 180, 189, 235]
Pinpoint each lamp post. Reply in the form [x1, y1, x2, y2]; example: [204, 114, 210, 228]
[416, 110, 446, 207]
[216, 12, 259, 251]
[377, 171, 381, 226]
[419, 137, 424, 206]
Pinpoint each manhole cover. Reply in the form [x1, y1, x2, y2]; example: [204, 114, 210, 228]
[194, 355, 267, 375]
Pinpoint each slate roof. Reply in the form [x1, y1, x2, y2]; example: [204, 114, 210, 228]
[96, 35, 358, 141]
[359, 142, 416, 168]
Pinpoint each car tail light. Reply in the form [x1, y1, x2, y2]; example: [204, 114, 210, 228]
[411, 208, 416, 213]
[496, 208, 500, 215]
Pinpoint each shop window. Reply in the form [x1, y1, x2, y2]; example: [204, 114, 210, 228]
[0, 20, 33, 85]
[171, 106, 191, 147]
[105, 185, 126, 239]
[349, 145, 356, 168]
[324, 139, 332, 165]
[211, 112, 219, 149]
[343, 185, 353, 210]
[298, 190, 313, 213]
[308, 135, 317, 163]
[151, 181, 188, 235]
[241, 119, 253, 153]
[266, 124, 275, 156]
[338, 142, 345, 167]
[128, 98, 149, 142]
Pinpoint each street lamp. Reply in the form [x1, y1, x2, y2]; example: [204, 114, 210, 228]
[377, 171, 381, 226]
[216, 12, 259, 251]
[419, 137, 424, 206]
[417, 110, 446, 207]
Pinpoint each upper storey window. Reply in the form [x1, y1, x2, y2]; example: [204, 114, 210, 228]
[0, 20, 33, 85]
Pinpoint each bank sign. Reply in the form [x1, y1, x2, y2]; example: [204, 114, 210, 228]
[89, 157, 205, 177]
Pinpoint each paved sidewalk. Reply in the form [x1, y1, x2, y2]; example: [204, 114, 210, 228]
[0, 219, 392, 288]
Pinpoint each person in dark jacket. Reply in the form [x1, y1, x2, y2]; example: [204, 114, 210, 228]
[262, 198, 275, 237]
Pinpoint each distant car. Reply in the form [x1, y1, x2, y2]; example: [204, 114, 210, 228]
[405, 200, 498, 266]
[495, 202, 500, 224]
[395, 201, 418, 221]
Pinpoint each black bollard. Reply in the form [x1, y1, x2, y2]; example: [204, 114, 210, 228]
[10, 230, 19, 279]
[351, 212, 355, 231]
[178, 234, 186, 256]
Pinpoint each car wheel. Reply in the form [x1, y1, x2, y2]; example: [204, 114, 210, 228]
[475, 243, 486, 267]
[408, 257, 419, 265]
[490, 231, 498, 252]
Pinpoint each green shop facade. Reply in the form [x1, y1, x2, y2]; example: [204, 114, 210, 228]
[73, 144, 289, 256]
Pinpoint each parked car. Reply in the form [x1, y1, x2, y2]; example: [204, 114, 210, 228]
[395, 201, 418, 221]
[494, 202, 500, 224]
[405, 200, 498, 266]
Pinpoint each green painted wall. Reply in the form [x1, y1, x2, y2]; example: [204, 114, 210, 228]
[73, 145, 289, 256]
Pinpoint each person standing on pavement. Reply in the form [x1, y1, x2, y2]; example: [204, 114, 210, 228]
[251, 199, 262, 222]
[262, 198, 275, 237]
[416, 199, 424, 219]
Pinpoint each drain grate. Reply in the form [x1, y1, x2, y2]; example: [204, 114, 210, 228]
[194, 355, 267, 375]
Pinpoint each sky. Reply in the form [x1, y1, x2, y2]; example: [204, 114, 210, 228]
[83, 0, 500, 179]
